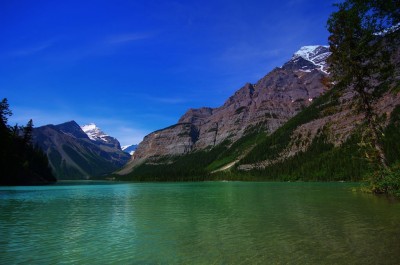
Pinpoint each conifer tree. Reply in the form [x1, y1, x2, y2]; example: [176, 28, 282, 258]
[23, 119, 34, 145]
[327, 0, 400, 170]
[0, 98, 12, 131]
[0, 99, 56, 185]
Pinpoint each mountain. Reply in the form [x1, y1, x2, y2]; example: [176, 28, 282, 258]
[116, 44, 400, 181]
[135, 46, 329, 158]
[118, 45, 332, 175]
[121, 144, 138, 155]
[81, 123, 121, 149]
[292, 45, 330, 73]
[33, 121, 130, 180]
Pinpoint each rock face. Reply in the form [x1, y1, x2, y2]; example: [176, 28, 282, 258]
[135, 123, 199, 157]
[34, 121, 130, 179]
[131, 46, 331, 162]
[237, 89, 400, 171]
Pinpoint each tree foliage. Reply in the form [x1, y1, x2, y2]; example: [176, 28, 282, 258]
[0, 98, 56, 185]
[0, 98, 12, 126]
[327, 0, 400, 170]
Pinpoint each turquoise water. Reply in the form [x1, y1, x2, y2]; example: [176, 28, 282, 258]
[1, 181, 399, 264]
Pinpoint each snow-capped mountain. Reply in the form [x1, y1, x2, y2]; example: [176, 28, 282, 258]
[81, 123, 121, 149]
[292, 45, 331, 73]
[34, 121, 130, 180]
[125, 45, 331, 165]
[122, 144, 138, 155]
[374, 22, 400, 36]
[81, 123, 108, 141]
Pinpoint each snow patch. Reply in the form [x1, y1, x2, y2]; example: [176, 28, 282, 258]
[122, 144, 138, 155]
[374, 22, 400, 36]
[81, 123, 97, 132]
[81, 123, 110, 143]
[293, 45, 331, 74]
[294, 46, 326, 60]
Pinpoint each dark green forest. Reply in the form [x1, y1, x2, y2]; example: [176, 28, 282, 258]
[0, 98, 56, 185]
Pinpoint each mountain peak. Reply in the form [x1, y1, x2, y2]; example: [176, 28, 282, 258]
[81, 123, 122, 149]
[81, 123, 97, 132]
[293, 45, 328, 59]
[81, 123, 109, 141]
[61, 120, 80, 127]
[55, 120, 89, 139]
[291, 45, 331, 73]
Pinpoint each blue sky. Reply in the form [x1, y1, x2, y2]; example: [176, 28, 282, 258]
[1, 0, 337, 145]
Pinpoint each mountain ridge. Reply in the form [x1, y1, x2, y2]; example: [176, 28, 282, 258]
[115, 41, 400, 181]
[119, 45, 332, 175]
[34, 120, 130, 179]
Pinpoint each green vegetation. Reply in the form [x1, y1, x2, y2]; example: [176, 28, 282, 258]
[117, 142, 230, 181]
[206, 130, 265, 172]
[241, 88, 339, 164]
[234, 132, 370, 182]
[0, 98, 56, 185]
[370, 105, 400, 196]
[327, 0, 400, 196]
[367, 165, 400, 197]
[61, 145, 116, 178]
[118, 87, 399, 189]
[383, 105, 400, 165]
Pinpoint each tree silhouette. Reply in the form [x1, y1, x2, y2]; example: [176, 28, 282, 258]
[0, 98, 56, 185]
[23, 119, 34, 145]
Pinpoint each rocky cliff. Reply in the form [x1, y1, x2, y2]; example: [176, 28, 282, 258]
[116, 42, 400, 181]
[122, 46, 331, 171]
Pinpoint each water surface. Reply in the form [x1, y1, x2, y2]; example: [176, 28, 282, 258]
[1, 181, 399, 264]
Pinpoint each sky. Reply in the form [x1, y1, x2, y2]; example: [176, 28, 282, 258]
[1, 0, 338, 146]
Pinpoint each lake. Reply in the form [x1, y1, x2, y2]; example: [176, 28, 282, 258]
[1, 181, 399, 264]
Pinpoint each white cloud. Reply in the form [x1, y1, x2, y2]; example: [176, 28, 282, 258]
[106, 33, 152, 45]
[8, 39, 57, 57]
[7, 32, 153, 61]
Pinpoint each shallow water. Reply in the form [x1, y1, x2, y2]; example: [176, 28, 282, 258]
[1, 181, 399, 264]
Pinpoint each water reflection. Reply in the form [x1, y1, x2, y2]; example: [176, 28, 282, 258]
[0, 182, 399, 264]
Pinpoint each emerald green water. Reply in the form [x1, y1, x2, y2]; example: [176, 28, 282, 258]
[1, 181, 399, 264]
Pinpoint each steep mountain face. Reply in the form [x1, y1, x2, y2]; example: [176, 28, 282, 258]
[124, 46, 331, 170]
[121, 144, 138, 155]
[33, 121, 130, 180]
[237, 89, 400, 173]
[117, 42, 400, 181]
